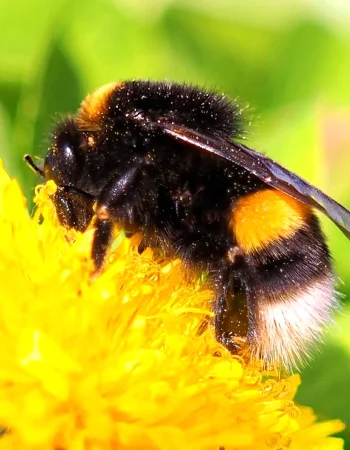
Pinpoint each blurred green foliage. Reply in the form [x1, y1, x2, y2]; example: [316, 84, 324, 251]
[1, 0, 350, 446]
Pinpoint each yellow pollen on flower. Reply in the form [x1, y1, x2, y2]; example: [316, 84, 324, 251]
[0, 160, 345, 450]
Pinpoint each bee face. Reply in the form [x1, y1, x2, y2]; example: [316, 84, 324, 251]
[25, 80, 350, 370]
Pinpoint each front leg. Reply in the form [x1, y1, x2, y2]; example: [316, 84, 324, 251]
[53, 185, 94, 232]
[92, 166, 140, 272]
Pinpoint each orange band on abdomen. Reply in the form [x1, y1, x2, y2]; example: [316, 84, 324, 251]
[230, 189, 310, 252]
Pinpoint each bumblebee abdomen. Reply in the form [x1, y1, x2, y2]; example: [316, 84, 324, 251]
[228, 189, 336, 368]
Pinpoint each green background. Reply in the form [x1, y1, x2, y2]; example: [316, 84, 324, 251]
[1, 0, 350, 446]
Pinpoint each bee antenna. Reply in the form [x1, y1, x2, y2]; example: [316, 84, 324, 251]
[24, 154, 45, 178]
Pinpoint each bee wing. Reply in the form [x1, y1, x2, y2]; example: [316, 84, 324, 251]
[163, 124, 350, 239]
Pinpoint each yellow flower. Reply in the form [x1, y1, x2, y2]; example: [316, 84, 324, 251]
[0, 161, 344, 450]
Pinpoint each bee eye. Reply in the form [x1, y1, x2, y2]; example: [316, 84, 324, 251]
[44, 145, 77, 185]
[56, 127, 81, 157]
[61, 143, 78, 174]
[44, 119, 83, 185]
[61, 144, 76, 164]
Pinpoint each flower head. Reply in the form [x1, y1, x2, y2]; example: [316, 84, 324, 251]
[0, 161, 344, 449]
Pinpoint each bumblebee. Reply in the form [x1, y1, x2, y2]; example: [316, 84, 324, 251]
[25, 80, 350, 369]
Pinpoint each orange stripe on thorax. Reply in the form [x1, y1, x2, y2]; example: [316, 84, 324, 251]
[77, 81, 123, 130]
[230, 189, 310, 252]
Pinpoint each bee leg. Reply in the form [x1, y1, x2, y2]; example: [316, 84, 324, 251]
[245, 285, 260, 349]
[214, 294, 241, 354]
[92, 166, 140, 272]
[214, 265, 253, 355]
[91, 215, 114, 272]
[52, 186, 94, 232]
